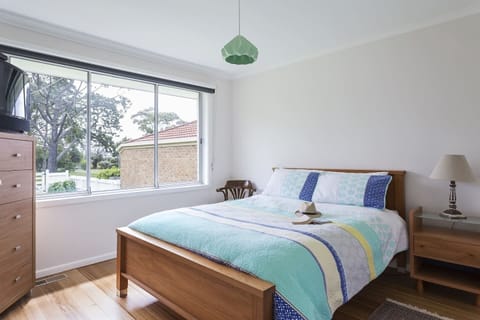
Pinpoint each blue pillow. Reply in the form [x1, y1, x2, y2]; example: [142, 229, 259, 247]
[311, 171, 392, 209]
[263, 169, 392, 209]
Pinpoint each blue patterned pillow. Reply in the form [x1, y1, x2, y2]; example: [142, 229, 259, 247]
[263, 169, 321, 201]
[311, 172, 392, 209]
[263, 169, 392, 209]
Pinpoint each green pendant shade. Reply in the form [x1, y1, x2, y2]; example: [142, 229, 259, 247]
[221, 35, 258, 65]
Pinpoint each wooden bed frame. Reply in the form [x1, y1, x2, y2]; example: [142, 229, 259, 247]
[117, 169, 406, 320]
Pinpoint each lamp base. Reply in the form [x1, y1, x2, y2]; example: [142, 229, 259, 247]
[439, 209, 467, 219]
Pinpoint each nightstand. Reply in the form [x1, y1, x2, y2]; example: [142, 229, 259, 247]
[409, 207, 480, 306]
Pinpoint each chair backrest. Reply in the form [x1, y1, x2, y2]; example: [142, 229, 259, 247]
[217, 180, 256, 201]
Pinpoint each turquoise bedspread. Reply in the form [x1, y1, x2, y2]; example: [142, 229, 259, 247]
[128, 195, 407, 320]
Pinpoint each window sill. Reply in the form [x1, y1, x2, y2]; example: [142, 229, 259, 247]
[36, 183, 210, 209]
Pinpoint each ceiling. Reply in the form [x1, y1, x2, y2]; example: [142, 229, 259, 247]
[0, 0, 479, 78]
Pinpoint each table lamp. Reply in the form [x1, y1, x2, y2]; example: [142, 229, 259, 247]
[430, 154, 475, 219]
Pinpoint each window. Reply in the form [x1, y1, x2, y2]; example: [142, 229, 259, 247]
[9, 56, 205, 197]
[157, 87, 200, 185]
[90, 74, 155, 191]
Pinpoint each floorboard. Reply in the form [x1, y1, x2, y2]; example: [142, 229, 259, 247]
[2, 260, 478, 319]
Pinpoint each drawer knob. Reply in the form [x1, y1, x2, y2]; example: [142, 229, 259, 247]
[14, 184, 21, 188]
[14, 245, 22, 251]
[0, 179, 2, 186]
[15, 276, 22, 282]
[14, 214, 22, 220]
[14, 153, 22, 158]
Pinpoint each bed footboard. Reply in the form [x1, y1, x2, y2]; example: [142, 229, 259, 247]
[116, 227, 275, 320]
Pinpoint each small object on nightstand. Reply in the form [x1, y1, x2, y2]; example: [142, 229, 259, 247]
[430, 154, 475, 219]
[409, 207, 480, 306]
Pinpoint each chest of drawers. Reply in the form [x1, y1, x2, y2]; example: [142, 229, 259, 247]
[0, 132, 35, 314]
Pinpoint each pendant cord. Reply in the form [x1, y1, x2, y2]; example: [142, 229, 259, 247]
[238, 0, 241, 35]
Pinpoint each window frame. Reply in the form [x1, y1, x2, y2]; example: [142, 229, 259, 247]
[6, 49, 211, 201]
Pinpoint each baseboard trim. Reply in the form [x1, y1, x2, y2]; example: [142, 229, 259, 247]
[36, 251, 116, 278]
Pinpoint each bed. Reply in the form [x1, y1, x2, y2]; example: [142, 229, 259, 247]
[116, 168, 407, 320]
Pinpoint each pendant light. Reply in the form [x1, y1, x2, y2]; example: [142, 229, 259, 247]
[221, 0, 258, 65]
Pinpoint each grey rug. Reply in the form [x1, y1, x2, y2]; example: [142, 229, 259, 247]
[369, 299, 454, 320]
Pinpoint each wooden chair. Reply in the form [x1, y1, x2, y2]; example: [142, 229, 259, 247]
[216, 180, 256, 201]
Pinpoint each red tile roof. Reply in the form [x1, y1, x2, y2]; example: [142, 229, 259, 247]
[126, 120, 197, 144]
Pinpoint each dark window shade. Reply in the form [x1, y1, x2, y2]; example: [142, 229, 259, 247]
[0, 44, 215, 94]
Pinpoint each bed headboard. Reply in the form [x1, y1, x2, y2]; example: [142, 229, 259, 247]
[274, 168, 406, 220]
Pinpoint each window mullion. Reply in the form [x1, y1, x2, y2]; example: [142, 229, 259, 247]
[197, 92, 203, 184]
[86, 71, 92, 194]
[154, 84, 159, 188]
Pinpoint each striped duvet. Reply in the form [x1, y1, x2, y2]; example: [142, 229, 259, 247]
[129, 195, 407, 320]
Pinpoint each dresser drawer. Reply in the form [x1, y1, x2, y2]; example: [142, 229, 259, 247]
[0, 222, 33, 263]
[0, 239, 33, 272]
[0, 199, 33, 235]
[0, 138, 33, 171]
[0, 200, 33, 289]
[0, 261, 33, 312]
[415, 236, 480, 268]
[0, 171, 33, 205]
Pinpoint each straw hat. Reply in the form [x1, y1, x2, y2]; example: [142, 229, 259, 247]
[295, 202, 321, 216]
[292, 202, 322, 224]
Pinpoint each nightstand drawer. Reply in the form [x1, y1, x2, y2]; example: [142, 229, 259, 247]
[414, 236, 480, 268]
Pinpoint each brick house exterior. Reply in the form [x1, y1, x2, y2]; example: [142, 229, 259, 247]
[118, 121, 197, 188]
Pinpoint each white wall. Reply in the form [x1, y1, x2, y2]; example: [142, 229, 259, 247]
[232, 13, 480, 218]
[0, 21, 233, 277]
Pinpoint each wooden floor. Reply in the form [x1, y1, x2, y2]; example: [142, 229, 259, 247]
[2, 260, 479, 320]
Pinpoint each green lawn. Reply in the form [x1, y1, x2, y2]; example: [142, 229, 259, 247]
[70, 169, 102, 178]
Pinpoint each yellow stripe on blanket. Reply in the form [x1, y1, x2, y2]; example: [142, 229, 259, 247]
[333, 222, 376, 280]
[179, 208, 343, 314]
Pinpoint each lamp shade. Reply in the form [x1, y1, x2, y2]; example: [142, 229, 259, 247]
[430, 154, 475, 182]
[221, 35, 258, 65]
